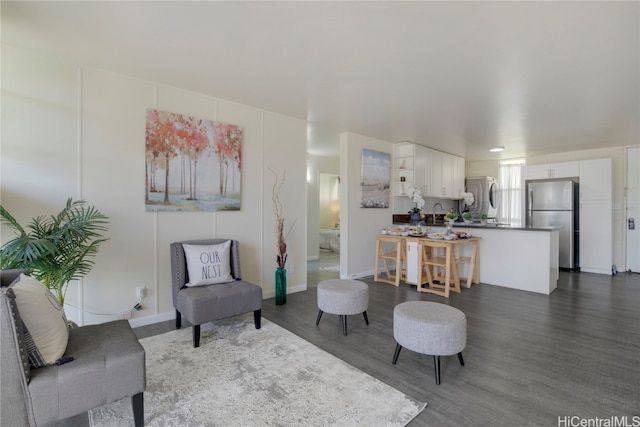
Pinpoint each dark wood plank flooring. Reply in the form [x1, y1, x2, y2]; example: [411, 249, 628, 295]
[56, 270, 640, 426]
[259, 271, 640, 427]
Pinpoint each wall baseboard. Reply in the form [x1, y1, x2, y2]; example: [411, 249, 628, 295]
[129, 311, 175, 328]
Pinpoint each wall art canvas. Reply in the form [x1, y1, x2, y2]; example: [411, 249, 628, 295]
[145, 109, 242, 211]
[360, 148, 390, 208]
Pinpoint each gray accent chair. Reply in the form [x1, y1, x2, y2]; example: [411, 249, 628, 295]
[0, 269, 146, 426]
[170, 239, 263, 348]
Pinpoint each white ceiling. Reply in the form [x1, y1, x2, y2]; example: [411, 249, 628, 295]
[2, 1, 638, 161]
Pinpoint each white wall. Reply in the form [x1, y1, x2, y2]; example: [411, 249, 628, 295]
[306, 154, 339, 260]
[340, 132, 392, 279]
[1, 45, 307, 327]
[466, 145, 631, 270]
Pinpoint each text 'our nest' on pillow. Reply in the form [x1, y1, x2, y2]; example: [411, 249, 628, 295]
[182, 241, 234, 287]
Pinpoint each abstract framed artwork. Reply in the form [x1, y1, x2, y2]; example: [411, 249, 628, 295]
[145, 109, 242, 211]
[360, 148, 390, 208]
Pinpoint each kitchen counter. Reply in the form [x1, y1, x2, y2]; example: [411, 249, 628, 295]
[398, 224, 560, 295]
[397, 220, 560, 232]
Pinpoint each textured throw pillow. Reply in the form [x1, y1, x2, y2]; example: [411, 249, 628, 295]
[183, 241, 233, 286]
[10, 274, 69, 368]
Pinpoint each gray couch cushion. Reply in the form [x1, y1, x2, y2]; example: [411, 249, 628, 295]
[2, 287, 31, 382]
[1, 285, 34, 426]
[28, 319, 146, 425]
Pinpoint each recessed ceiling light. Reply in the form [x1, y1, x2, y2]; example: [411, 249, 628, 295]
[489, 146, 505, 152]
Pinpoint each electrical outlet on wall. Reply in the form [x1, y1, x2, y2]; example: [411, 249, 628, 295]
[136, 286, 145, 300]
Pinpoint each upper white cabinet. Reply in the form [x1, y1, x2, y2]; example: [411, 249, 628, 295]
[579, 158, 612, 201]
[453, 155, 466, 198]
[393, 142, 464, 200]
[427, 149, 443, 197]
[426, 149, 464, 199]
[523, 161, 579, 180]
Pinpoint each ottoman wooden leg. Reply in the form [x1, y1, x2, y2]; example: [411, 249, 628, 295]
[341, 315, 348, 336]
[392, 343, 402, 364]
[316, 310, 323, 326]
[363, 311, 369, 325]
[457, 352, 465, 366]
[434, 355, 441, 385]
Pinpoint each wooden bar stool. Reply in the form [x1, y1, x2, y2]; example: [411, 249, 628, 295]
[453, 238, 481, 288]
[374, 235, 406, 286]
[416, 239, 460, 298]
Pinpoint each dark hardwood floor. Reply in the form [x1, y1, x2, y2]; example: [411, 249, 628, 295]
[259, 270, 640, 427]
[137, 269, 639, 427]
[61, 265, 639, 426]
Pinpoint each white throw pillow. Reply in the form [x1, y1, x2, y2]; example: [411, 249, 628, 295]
[183, 241, 233, 287]
[11, 274, 69, 368]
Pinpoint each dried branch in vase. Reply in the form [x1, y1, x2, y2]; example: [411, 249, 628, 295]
[269, 168, 296, 269]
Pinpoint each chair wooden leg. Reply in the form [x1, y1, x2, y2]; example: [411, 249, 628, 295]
[457, 352, 465, 366]
[374, 241, 381, 282]
[175, 310, 182, 329]
[316, 309, 323, 326]
[434, 355, 441, 385]
[362, 311, 369, 325]
[254, 309, 262, 329]
[392, 343, 402, 364]
[193, 324, 201, 348]
[132, 392, 144, 427]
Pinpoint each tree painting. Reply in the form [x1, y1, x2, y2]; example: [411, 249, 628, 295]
[145, 109, 242, 211]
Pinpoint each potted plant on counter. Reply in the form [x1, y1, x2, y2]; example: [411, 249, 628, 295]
[462, 212, 473, 225]
[444, 210, 458, 223]
[480, 213, 488, 225]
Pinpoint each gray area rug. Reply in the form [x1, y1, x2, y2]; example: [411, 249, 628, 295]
[89, 316, 426, 426]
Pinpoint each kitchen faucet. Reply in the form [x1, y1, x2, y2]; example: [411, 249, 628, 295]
[432, 202, 443, 223]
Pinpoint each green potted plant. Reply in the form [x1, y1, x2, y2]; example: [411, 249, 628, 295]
[444, 210, 458, 223]
[462, 212, 473, 224]
[480, 213, 488, 225]
[0, 198, 109, 305]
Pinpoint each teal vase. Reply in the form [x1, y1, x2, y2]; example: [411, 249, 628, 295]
[275, 268, 287, 305]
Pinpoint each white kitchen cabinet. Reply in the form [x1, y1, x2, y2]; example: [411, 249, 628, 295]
[394, 142, 464, 200]
[441, 152, 454, 198]
[524, 161, 579, 180]
[427, 149, 443, 197]
[425, 149, 464, 198]
[579, 200, 612, 274]
[578, 158, 613, 274]
[579, 158, 612, 201]
[453, 155, 466, 198]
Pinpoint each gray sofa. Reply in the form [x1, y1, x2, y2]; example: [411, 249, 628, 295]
[1, 269, 146, 426]
[170, 239, 263, 347]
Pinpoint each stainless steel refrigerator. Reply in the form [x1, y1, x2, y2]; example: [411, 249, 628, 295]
[526, 179, 579, 270]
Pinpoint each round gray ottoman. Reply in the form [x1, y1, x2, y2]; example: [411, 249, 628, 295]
[316, 279, 369, 336]
[392, 301, 466, 384]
